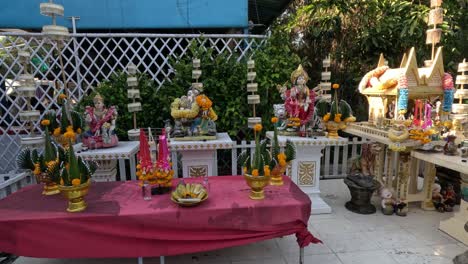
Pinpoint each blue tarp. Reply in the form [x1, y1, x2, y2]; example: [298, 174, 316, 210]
[0, 0, 248, 30]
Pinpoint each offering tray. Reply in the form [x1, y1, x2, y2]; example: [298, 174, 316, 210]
[171, 183, 208, 207]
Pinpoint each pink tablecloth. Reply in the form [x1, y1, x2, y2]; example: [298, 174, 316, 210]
[0, 176, 320, 258]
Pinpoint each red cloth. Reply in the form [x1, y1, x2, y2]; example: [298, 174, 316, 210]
[0, 176, 320, 258]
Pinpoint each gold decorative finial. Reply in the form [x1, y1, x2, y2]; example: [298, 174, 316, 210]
[290, 65, 309, 84]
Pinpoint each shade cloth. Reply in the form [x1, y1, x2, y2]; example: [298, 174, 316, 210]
[0, 176, 320, 258]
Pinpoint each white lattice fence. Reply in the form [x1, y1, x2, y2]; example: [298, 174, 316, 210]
[0, 33, 267, 173]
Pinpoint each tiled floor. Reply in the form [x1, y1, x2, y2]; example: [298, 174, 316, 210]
[14, 179, 467, 264]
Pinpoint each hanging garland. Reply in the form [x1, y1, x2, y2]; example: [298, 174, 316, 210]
[397, 74, 409, 118]
[442, 73, 454, 112]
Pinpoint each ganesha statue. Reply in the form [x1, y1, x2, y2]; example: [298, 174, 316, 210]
[82, 93, 118, 149]
[276, 65, 315, 137]
[170, 85, 218, 140]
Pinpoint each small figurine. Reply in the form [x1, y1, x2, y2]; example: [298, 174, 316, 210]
[443, 135, 459, 155]
[83, 93, 118, 149]
[386, 100, 395, 119]
[380, 188, 395, 215]
[422, 100, 433, 129]
[273, 104, 288, 131]
[432, 183, 446, 212]
[394, 198, 408, 216]
[442, 184, 456, 212]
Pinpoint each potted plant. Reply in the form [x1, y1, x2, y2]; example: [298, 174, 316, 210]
[238, 121, 295, 199]
[17, 128, 61, 195]
[269, 117, 296, 186]
[57, 138, 97, 212]
[43, 95, 83, 147]
[315, 84, 356, 138]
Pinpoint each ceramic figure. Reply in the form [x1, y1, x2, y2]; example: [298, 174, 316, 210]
[83, 93, 118, 148]
[279, 65, 315, 136]
[380, 188, 396, 215]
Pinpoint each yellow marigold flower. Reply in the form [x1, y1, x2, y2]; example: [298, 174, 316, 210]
[59, 94, 67, 99]
[277, 153, 286, 161]
[71, 178, 81, 186]
[332, 83, 340, 89]
[253, 124, 263, 132]
[323, 113, 331, 122]
[279, 159, 287, 167]
[252, 169, 259, 177]
[334, 113, 342, 123]
[33, 163, 41, 175]
[41, 119, 50, 126]
[136, 164, 142, 169]
[64, 131, 76, 140]
[243, 167, 248, 174]
[271, 117, 279, 123]
[53, 127, 61, 136]
[76, 128, 82, 134]
[66, 126, 73, 132]
[264, 166, 271, 177]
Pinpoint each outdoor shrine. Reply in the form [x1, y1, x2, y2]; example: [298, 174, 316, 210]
[1, 0, 467, 263]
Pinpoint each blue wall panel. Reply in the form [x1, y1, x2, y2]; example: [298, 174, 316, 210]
[0, 0, 248, 29]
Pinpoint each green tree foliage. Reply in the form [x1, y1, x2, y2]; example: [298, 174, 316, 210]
[79, 34, 302, 141]
[283, 0, 467, 119]
[76, 72, 184, 140]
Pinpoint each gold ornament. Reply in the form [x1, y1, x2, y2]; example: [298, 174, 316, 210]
[290, 65, 310, 84]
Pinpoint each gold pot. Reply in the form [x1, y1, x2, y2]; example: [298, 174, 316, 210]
[58, 180, 91, 213]
[244, 174, 270, 200]
[270, 165, 287, 186]
[35, 173, 60, 195]
[325, 121, 340, 138]
[53, 134, 76, 148]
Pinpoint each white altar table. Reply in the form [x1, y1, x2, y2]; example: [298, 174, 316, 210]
[266, 132, 348, 214]
[411, 150, 468, 245]
[77, 141, 140, 182]
[169, 133, 234, 178]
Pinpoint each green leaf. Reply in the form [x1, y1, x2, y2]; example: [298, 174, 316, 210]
[17, 148, 34, 170]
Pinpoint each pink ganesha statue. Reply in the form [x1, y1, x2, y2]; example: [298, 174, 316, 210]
[83, 93, 119, 149]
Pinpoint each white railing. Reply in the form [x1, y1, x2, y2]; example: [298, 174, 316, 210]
[0, 137, 370, 199]
[228, 137, 370, 179]
[0, 32, 267, 174]
[0, 172, 34, 199]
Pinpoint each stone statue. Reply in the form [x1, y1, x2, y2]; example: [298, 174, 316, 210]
[83, 93, 118, 148]
[349, 143, 381, 176]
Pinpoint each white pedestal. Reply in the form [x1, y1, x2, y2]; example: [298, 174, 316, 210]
[76, 141, 140, 181]
[169, 133, 234, 178]
[266, 132, 348, 214]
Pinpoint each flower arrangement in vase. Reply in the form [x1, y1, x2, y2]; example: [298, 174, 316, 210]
[17, 131, 97, 212]
[17, 129, 61, 195]
[136, 128, 174, 194]
[238, 122, 295, 199]
[269, 117, 296, 186]
[56, 138, 97, 212]
[315, 84, 356, 138]
[42, 95, 83, 147]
